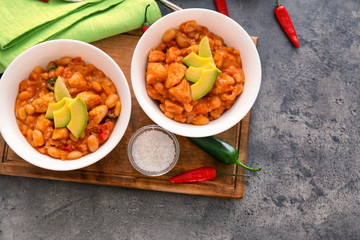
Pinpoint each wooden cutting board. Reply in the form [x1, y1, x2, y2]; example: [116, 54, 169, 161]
[0, 30, 258, 198]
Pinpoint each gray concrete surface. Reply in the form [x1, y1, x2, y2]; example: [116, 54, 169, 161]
[1, 0, 359, 239]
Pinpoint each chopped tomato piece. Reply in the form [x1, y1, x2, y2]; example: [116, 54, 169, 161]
[99, 123, 110, 141]
[60, 145, 73, 152]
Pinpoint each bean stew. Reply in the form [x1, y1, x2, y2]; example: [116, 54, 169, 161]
[145, 20, 245, 125]
[15, 56, 121, 160]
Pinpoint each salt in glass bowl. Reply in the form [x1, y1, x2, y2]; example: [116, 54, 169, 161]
[127, 124, 180, 176]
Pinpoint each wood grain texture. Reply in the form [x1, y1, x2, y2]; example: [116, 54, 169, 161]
[0, 32, 258, 198]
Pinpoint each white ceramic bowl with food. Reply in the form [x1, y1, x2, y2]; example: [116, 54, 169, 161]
[0, 39, 132, 171]
[131, 8, 261, 137]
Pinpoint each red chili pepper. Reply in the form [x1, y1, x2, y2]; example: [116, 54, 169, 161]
[214, 0, 229, 16]
[168, 167, 250, 183]
[99, 123, 110, 141]
[274, 0, 299, 48]
[142, 4, 151, 33]
[60, 145, 73, 152]
[41, 0, 49, 2]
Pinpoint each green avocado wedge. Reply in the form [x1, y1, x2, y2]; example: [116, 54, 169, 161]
[53, 103, 71, 128]
[183, 52, 214, 68]
[191, 69, 218, 100]
[198, 36, 212, 58]
[66, 96, 88, 139]
[184, 36, 221, 100]
[45, 97, 72, 119]
[185, 62, 221, 83]
[54, 76, 71, 102]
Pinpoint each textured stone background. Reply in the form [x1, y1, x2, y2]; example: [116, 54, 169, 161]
[1, 0, 359, 239]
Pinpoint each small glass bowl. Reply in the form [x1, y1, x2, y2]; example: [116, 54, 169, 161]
[127, 124, 180, 176]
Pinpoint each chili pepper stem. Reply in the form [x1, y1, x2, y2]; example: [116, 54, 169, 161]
[142, 4, 151, 32]
[216, 172, 250, 178]
[144, 4, 150, 23]
[234, 158, 262, 171]
[276, 0, 280, 7]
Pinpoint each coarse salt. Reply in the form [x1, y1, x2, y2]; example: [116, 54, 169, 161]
[132, 129, 175, 172]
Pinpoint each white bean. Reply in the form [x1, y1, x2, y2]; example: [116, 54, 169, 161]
[66, 151, 82, 160]
[105, 94, 119, 108]
[87, 135, 99, 153]
[114, 101, 122, 117]
[32, 130, 44, 146]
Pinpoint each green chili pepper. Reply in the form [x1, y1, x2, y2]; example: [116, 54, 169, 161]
[188, 136, 262, 171]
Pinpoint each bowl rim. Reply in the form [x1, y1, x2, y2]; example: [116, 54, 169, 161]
[0, 39, 132, 171]
[131, 8, 261, 137]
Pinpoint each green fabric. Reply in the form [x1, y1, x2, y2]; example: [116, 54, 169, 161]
[0, 0, 162, 73]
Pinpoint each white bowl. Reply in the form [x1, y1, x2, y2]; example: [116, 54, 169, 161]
[0, 39, 132, 171]
[131, 8, 261, 137]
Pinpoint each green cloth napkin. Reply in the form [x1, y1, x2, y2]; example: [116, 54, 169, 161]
[0, 0, 162, 73]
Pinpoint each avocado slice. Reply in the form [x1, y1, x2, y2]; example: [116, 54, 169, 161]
[198, 36, 212, 58]
[54, 76, 71, 102]
[66, 96, 88, 139]
[45, 97, 72, 119]
[185, 62, 221, 83]
[183, 52, 214, 68]
[53, 103, 71, 128]
[191, 69, 218, 100]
